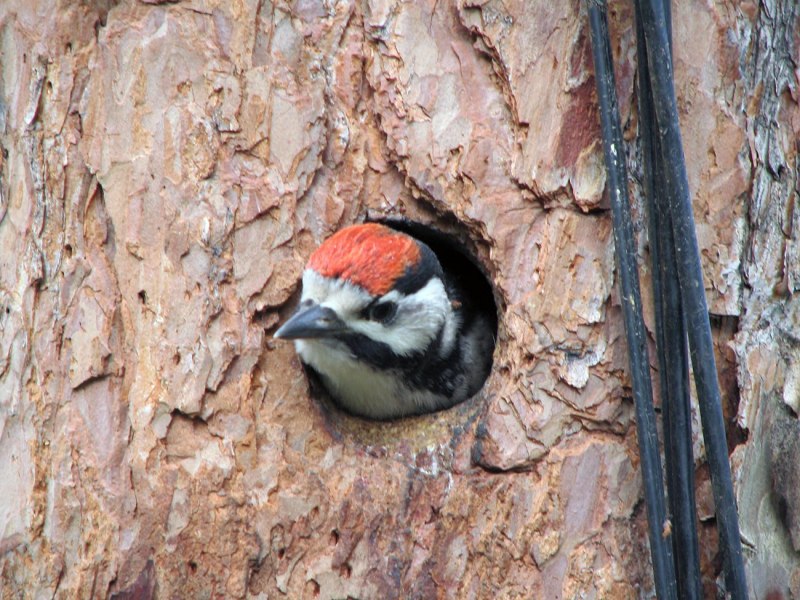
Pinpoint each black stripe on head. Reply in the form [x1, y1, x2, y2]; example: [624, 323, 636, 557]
[330, 331, 409, 371]
[335, 323, 465, 399]
[336, 321, 444, 371]
[391, 241, 443, 295]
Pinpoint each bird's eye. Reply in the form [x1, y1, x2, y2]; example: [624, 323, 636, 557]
[366, 301, 398, 324]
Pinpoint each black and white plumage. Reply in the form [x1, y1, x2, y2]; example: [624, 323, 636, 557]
[274, 222, 495, 420]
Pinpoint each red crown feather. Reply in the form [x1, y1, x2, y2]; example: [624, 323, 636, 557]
[307, 223, 420, 297]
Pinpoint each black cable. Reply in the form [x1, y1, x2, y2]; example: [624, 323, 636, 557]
[635, 1, 748, 597]
[634, 3, 702, 597]
[586, 3, 678, 598]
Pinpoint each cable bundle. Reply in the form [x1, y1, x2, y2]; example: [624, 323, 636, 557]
[586, 1, 748, 597]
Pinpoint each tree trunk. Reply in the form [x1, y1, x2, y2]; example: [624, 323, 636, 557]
[0, 0, 797, 598]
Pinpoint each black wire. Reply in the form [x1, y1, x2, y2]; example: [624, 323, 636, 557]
[634, 0, 748, 597]
[634, 2, 702, 597]
[586, 3, 678, 599]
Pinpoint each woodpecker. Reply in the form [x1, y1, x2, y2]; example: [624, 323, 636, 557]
[274, 222, 495, 420]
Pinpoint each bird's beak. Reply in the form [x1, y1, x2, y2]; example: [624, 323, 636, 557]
[274, 303, 347, 340]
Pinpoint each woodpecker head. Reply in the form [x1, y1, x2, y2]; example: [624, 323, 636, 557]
[274, 222, 493, 420]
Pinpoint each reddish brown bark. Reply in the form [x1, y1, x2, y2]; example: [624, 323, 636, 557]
[0, 1, 797, 598]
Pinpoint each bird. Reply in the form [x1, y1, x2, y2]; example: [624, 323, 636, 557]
[274, 222, 495, 420]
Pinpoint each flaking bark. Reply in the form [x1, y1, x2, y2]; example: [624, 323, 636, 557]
[0, 1, 797, 597]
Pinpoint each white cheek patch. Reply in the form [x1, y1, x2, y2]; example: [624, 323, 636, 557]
[349, 278, 451, 356]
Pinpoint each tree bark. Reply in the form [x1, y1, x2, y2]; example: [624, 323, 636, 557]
[0, 0, 796, 598]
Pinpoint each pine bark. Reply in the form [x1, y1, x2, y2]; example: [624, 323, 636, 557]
[0, 0, 797, 598]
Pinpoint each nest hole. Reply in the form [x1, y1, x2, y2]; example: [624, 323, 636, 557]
[293, 217, 499, 444]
